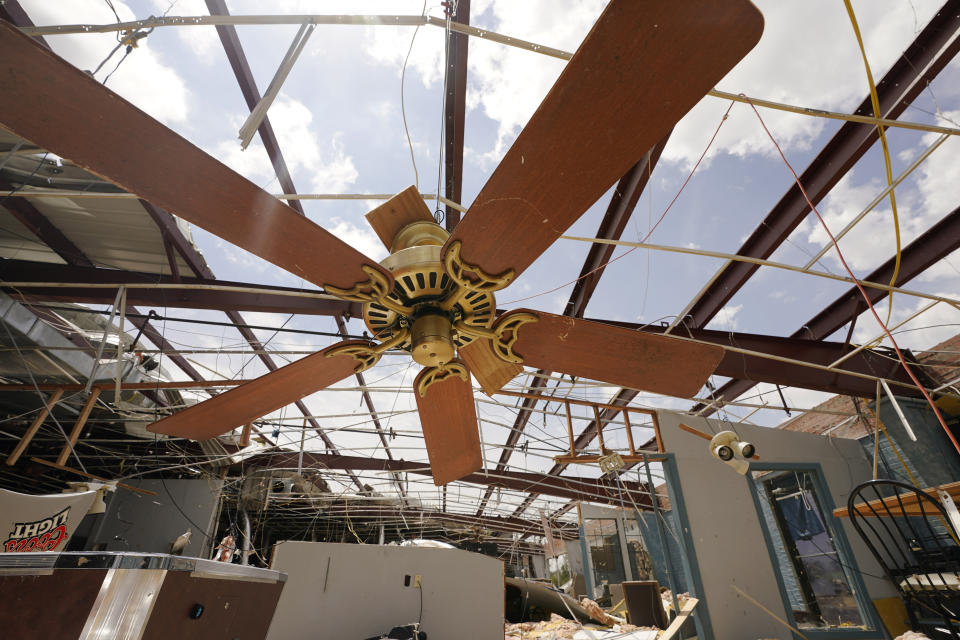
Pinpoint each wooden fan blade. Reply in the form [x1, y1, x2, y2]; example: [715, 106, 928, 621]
[458, 339, 522, 396]
[365, 185, 436, 249]
[504, 310, 724, 399]
[0, 22, 390, 294]
[148, 340, 369, 440]
[443, 0, 763, 280]
[414, 361, 483, 485]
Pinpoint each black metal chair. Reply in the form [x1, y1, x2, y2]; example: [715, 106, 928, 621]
[848, 479, 960, 638]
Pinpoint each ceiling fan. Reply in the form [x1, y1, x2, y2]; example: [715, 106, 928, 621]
[0, 1, 763, 485]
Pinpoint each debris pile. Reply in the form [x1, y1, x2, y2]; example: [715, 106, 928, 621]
[504, 614, 657, 640]
[578, 597, 619, 626]
[505, 614, 580, 639]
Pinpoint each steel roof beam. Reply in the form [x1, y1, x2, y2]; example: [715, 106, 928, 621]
[591, 321, 926, 398]
[475, 137, 670, 516]
[205, 0, 305, 215]
[139, 202, 365, 490]
[681, 0, 960, 330]
[0, 259, 360, 316]
[442, 0, 470, 231]
[250, 451, 649, 506]
[565, 134, 670, 318]
[694, 203, 960, 413]
[513, 205, 960, 517]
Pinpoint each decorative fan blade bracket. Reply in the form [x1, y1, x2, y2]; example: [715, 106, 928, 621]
[325, 328, 409, 373]
[455, 312, 539, 364]
[416, 361, 470, 398]
[325, 265, 410, 316]
[443, 240, 515, 294]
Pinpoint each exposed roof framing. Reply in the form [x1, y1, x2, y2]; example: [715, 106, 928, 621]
[249, 451, 651, 506]
[2, 1, 959, 537]
[283, 503, 579, 540]
[0, 259, 360, 317]
[442, 0, 470, 231]
[204, 0, 305, 216]
[564, 134, 670, 318]
[693, 203, 960, 414]
[0, 179, 93, 267]
[0, 184, 203, 385]
[2, 282, 922, 400]
[509, 203, 960, 517]
[475, 135, 670, 516]
[505, 1, 960, 517]
[141, 196, 368, 492]
[678, 1, 960, 330]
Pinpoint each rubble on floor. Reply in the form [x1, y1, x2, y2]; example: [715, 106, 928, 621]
[578, 597, 621, 626]
[504, 613, 659, 640]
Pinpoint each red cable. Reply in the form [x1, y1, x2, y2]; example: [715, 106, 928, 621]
[744, 96, 960, 456]
[502, 101, 738, 306]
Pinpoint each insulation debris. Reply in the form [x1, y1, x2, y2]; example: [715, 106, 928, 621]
[505, 614, 658, 640]
[578, 597, 620, 626]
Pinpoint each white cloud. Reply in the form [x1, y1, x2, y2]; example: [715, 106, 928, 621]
[327, 217, 388, 261]
[662, 0, 943, 167]
[363, 16, 446, 88]
[711, 304, 743, 331]
[852, 294, 960, 353]
[310, 137, 359, 193]
[464, 0, 603, 162]
[795, 109, 960, 276]
[206, 94, 359, 192]
[148, 0, 220, 62]
[914, 111, 960, 215]
[22, 0, 191, 124]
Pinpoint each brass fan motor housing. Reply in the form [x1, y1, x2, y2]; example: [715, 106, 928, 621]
[410, 311, 455, 367]
[362, 221, 496, 353]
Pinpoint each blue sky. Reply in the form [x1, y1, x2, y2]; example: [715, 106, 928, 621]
[18, 1, 960, 513]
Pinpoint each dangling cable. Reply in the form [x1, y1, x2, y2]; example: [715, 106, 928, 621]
[401, 1, 429, 190]
[744, 97, 960, 457]
[502, 100, 736, 305]
[433, 1, 457, 224]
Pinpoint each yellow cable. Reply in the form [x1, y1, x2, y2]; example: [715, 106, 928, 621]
[843, 1, 902, 326]
[343, 498, 364, 544]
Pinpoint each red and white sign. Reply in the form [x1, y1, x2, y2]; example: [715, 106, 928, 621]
[1, 488, 96, 553]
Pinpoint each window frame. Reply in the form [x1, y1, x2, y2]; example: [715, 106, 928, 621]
[746, 462, 882, 638]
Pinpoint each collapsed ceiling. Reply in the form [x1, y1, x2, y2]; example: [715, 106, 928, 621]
[0, 0, 959, 550]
